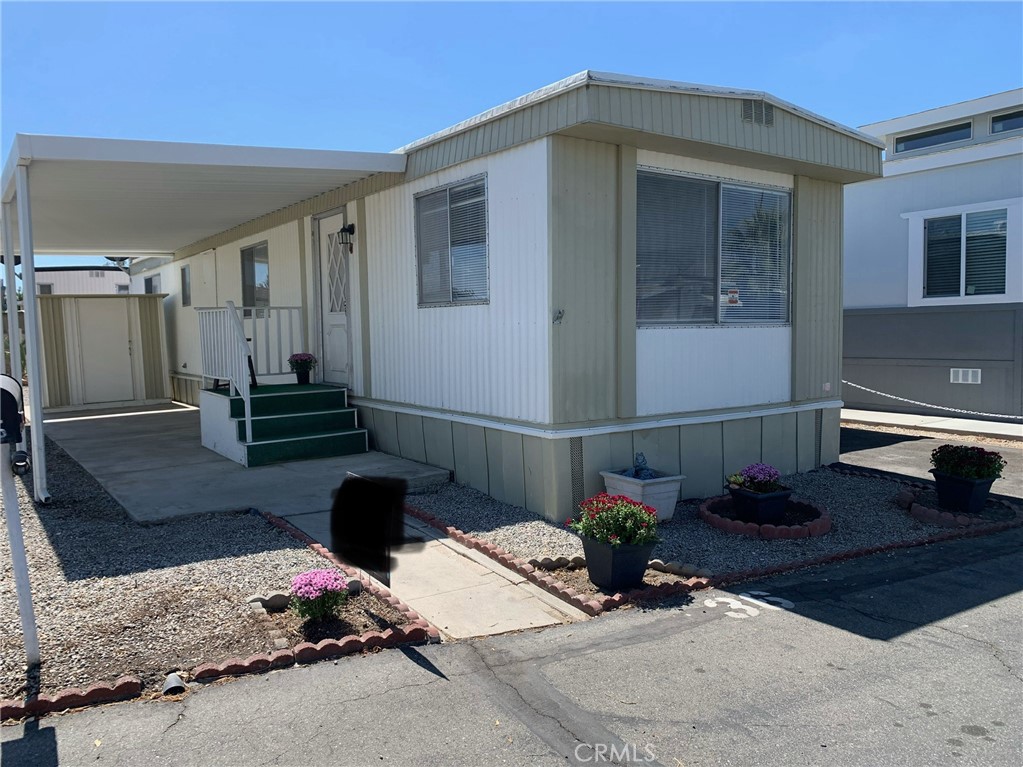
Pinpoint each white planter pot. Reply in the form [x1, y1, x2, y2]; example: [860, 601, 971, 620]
[599, 470, 685, 521]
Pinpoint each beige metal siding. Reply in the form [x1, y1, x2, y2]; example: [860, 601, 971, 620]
[406, 85, 881, 183]
[549, 136, 618, 423]
[791, 176, 844, 402]
[137, 294, 169, 399]
[38, 296, 70, 408]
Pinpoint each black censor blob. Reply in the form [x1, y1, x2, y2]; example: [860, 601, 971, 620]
[330, 474, 423, 586]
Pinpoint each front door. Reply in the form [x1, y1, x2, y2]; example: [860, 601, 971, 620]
[318, 212, 352, 386]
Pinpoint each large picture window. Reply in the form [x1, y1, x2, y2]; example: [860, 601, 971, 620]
[636, 170, 791, 326]
[924, 209, 1007, 298]
[415, 176, 488, 306]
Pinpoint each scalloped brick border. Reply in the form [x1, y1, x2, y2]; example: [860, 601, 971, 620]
[1, 676, 142, 722]
[403, 467, 1023, 616]
[699, 495, 832, 539]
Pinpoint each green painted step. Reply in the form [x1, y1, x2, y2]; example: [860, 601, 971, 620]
[227, 388, 349, 418]
[236, 409, 359, 441]
[245, 429, 369, 467]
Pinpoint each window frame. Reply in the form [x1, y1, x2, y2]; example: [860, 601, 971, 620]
[991, 109, 1023, 135]
[414, 174, 490, 308]
[903, 198, 1021, 307]
[180, 264, 191, 307]
[893, 121, 973, 154]
[143, 275, 161, 295]
[635, 166, 793, 328]
[240, 241, 270, 312]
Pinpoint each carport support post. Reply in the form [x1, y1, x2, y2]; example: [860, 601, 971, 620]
[1, 443, 40, 667]
[14, 165, 50, 503]
[1, 201, 26, 453]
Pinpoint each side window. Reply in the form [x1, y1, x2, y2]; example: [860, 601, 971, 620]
[415, 177, 488, 306]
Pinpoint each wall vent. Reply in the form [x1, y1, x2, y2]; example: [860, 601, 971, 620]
[569, 437, 585, 509]
[814, 409, 823, 467]
[950, 368, 982, 385]
[742, 99, 774, 126]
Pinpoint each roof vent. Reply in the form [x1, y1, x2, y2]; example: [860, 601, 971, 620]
[742, 99, 774, 127]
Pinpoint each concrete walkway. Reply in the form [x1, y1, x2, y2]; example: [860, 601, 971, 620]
[841, 408, 1023, 441]
[42, 403, 587, 638]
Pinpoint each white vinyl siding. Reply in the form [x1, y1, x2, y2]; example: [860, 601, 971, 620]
[415, 176, 488, 306]
[636, 169, 791, 326]
[924, 208, 1007, 298]
[365, 140, 549, 422]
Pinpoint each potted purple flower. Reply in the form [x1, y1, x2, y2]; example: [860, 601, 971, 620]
[287, 352, 317, 385]
[726, 463, 792, 524]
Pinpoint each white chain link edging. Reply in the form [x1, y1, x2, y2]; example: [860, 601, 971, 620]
[842, 380, 1023, 421]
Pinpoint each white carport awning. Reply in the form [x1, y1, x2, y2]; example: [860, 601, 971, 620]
[1, 133, 407, 256]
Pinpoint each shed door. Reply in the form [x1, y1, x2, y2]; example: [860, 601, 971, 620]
[318, 213, 352, 386]
[78, 298, 135, 403]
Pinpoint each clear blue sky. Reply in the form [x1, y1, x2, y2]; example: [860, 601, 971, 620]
[2, 1, 1021, 266]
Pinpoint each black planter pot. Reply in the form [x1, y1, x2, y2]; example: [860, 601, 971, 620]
[580, 536, 655, 591]
[930, 470, 996, 514]
[295, 369, 311, 385]
[728, 485, 792, 524]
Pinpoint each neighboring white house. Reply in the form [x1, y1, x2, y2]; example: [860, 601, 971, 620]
[34, 264, 132, 295]
[843, 90, 1023, 420]
[4, 71, 884, 516]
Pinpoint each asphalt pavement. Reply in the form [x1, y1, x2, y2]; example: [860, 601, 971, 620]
[4, 526, 1021, 766]
[839, 426, 1022, 500]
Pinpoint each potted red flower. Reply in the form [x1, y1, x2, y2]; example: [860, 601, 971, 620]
[565, 493, 659, 591]
[929, 444, 1005, 514]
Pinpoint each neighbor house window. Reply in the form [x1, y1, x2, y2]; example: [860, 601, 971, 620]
[241, 242, 270, 308]
[116, 284, 130, 294]
[924, 209, 1007, 298]
[636, 170, 791, 326]
[144, 275, 161, 294]
[37, 283, 53, 295]
[991, 109, 1023, 134]
[894, 122, 972, 153]
[180, 265, 191, 307]
[415, 176, 488, 306]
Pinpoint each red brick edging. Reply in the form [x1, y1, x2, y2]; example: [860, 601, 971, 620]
[1, 510, 444, 723]
[1, 676, 142, 722]
[404, 471, 1023, 617]
[699, 495, 832, 539]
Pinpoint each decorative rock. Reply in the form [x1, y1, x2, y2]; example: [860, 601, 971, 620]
[895, 489, 916, 509]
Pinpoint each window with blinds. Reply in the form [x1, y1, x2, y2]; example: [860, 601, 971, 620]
[924, 209, 1006, 298]
[636, 170, 791, 326]
[415, 176, 488, 306]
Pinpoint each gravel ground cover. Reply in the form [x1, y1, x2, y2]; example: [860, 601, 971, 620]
[0, 438, 402, 700]
[408, 468, 1008, 576]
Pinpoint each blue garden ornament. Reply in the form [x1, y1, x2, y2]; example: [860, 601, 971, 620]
[621, 452, 657, 480]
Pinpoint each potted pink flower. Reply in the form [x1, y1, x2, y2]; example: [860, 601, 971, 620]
[287, 352, 317, 385]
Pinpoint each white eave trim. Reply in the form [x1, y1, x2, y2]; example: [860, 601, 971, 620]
[395, 70, 885, 154]
[2, 133, 407, 204]
[860, 89, 1023, 139]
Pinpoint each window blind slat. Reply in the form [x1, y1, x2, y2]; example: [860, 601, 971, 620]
[637, 172, 718, 325]
[720, 186, 790, 323]
[924, 215, 962, 297]
[965, 209, 1007, 295]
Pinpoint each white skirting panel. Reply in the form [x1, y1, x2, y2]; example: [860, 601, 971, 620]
[636, 326, 792, 415]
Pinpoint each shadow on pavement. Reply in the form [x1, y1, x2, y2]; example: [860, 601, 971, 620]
[0, 718, 59, 767]
[723, 526, 1023, 641]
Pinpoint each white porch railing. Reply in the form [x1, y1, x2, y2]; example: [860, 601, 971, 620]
[196, 303, 307, 443]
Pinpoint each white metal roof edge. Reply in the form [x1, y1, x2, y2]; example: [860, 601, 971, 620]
[394, 70, 886, 154]
[2, 133, 407, 204]
[859, 89, 1023, 139]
